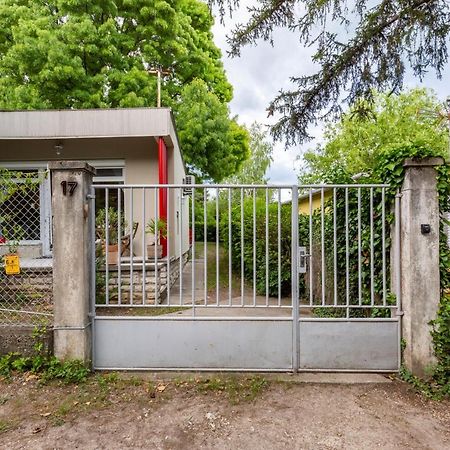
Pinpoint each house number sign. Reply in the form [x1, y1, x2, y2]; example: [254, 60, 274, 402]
[61, 181, 78, 196]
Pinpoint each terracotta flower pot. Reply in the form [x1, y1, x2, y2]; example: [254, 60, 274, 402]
[102, 243, 119, 265]
[147, 244, 163, 259]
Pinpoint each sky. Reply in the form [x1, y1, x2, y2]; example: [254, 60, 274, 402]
[211, 3, 450, 185]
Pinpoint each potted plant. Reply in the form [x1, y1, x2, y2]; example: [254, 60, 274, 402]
[145, 218, 167, 259]
[96, 207, 126, 265]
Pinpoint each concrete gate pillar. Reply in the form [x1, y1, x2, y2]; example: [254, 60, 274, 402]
[49, 161, 96, 362]
[400, 157, 443, 377]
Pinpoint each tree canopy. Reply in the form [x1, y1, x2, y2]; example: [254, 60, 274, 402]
[224, 122, 273, 184]
[0, 0, 248, 181]
[176, 79, 250, 181]
[299, 88, 448, 183]
[213, 0, 450, 145]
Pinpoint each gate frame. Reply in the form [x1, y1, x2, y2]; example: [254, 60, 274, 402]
[90, 182, 401, 372]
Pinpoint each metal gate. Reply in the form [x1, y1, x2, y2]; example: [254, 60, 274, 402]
[90, 184, 400, 371]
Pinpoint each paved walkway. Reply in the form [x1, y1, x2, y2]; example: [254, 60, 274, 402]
[166, 258, 295, 317]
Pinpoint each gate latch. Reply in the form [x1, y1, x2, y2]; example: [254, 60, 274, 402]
[298, 247, 310, 274]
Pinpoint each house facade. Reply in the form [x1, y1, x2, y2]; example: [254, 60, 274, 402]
[0, 108, 190, 263]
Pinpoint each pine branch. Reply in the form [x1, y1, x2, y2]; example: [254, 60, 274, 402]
[215, 0, 450, 144]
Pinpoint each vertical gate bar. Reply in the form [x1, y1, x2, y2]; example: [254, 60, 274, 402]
[241, 188, 244, 306]
[278, 189, 281, 307]
[358, 188, 362, 306]
[382, 187, 387, 306]
[167, 187, 171, 306]
[130, 188, 134, 304]
[192, 187, 195, 314]
[228, 188, 232, 306]
[345, 187, 349, 318]
[309, 189, 313, 306]
[89, 186, 96, 368]
[291, 186, 299, 372]
[216, 188, 219, 306]
[321, 188, 325, 306]
[265, 188, 269, 307]
[333, 188, 337, 306]
[204, 188, 207, 306]
[253, 188, 256, 307]
[142, 188, 146, 304]
[370, 187, 374, 306]
[117, 187, 122, 305]
[180, 188, 184, 306]
[105, 188, 109, 305]
[154, 188, 158, 305]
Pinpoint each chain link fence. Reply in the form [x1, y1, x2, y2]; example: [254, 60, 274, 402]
[0, 169, 53, 328]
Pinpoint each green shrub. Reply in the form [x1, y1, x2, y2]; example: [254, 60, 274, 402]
[0, 352, 90, 383]
[194, 199, 219, 242]
[221, 198, 299, 297]
[0, 326, 89, 383]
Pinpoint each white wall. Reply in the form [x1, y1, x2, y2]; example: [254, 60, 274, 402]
[167, 142, 189, 258]
[1, 135, 188, 260]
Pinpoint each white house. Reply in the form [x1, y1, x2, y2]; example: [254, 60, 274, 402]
[0, 108, 190, 263]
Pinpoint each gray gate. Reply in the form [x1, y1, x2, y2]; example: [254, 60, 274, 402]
[90, 184, 400, 371]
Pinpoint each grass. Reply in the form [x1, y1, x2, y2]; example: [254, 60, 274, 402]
[0, 371, 272, 436]
[51, 397, 74, 426]
[0, 419, 17, 434]
[176, 374, 269, 404]
[97, 306, 187, 316]
[194, 242, 247, 295]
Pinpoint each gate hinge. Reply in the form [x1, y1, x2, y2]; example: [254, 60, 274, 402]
[395, 310, 404, 316]
[86, 194, 96, 200]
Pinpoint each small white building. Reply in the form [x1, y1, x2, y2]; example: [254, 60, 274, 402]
[0, 108, 190, 262]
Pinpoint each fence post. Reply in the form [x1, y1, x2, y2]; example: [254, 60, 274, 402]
[400, 157, 443, 377]
[291, 186, 299, 372]
[49, 161, 96, 362]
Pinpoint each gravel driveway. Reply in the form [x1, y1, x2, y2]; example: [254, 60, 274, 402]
[0, 373, 449, 449]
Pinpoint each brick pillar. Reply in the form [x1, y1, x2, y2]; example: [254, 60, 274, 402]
[49, 161, 96, 362]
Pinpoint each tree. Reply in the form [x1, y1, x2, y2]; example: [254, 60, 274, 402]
[224, 122, 273, 184]
[213, 0, 450, 145]
[299, 88, 448, 183]
[176, 79, 250, 181]
[0, 0, 247, 180]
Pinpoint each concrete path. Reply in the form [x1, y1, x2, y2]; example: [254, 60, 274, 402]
[165, 258, 296, 317]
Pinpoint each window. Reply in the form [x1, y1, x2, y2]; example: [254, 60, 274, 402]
[91, 163, 125, 213]
[0, 166, 51, 256]
[0, 160, 125, 257]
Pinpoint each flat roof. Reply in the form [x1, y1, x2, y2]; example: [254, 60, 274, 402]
[0, 108, 178, 145]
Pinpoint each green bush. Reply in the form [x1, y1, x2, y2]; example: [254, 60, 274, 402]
[0, 326, 90, 383]
[0, 352, 89, 383]
[221, 198, 302, 297]
[219, 190, 388, 302]
[315, 187, 391, 313]
[194, 199, 218, 242]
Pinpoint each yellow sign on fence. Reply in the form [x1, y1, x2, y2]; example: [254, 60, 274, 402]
[4, 254, 20, 275]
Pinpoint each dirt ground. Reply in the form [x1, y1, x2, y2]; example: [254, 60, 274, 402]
[0, 373, 449, 450]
